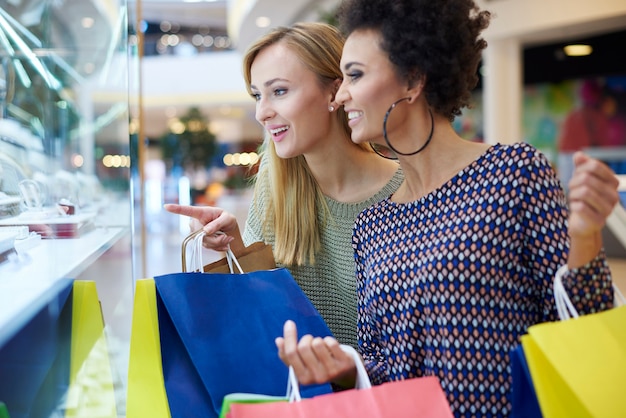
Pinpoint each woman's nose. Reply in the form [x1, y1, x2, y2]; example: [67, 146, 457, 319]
[255, 98, 275, 123]
[335, 80, 349, 106]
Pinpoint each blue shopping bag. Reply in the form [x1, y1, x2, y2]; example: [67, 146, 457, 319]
[0, 280, 72, 418]
[509, 344, 542, 418]
[0, 280, 116, 418]
[153, 264, 333, 418]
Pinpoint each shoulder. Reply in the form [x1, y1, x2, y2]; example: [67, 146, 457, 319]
[355, 196, 393, 224]
[487, 142, 552, 170]
[488, 143, 563, 206]
[490, 141, 540, 159]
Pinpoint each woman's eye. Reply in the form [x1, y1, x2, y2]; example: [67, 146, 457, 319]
[274, 88, 287, 96]
[251, 92, 261, 101]
[347, 72, 362, 81]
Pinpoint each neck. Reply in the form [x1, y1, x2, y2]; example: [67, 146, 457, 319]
[393, 118, 488, 203]
[307, 141, 398, 202]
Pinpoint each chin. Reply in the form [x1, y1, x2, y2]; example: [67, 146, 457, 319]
[274, 148, 298, 160]
[352, 137, 374, 145]
[349, 134, 371, 146]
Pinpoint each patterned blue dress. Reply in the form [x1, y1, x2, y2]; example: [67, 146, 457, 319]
[352, 142, 614, 417]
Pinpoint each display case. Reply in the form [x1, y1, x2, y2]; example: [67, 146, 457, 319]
[0, 0, 137, 416]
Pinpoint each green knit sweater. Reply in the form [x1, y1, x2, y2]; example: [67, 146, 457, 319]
[242, 167, 403, 347]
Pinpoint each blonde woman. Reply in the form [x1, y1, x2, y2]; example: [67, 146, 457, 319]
[165, 22, 403, 347]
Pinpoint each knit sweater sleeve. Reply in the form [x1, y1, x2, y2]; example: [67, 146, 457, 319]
[242, 188, 266, 247]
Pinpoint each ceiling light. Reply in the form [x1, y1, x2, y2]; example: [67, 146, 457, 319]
[563, 44, 592, 57]
[256, 17, 271, 28]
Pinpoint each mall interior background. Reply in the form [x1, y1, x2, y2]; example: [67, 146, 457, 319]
[1, 0, 626, 415]
[133, 0, 626, 277]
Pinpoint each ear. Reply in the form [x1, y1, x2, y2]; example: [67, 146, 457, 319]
[406, 72, 426, 103]
[332, 77, 342, 91]
[327, 78, 342, 109]
[330, 78, 342, 100]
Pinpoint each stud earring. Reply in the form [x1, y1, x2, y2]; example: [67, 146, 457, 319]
[328, 105, 335, 112]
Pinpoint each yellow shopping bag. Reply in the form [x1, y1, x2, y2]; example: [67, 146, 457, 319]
[126, 278, 171, 418]
[522, 267, 626, 418]
[65, 281, 117, 417]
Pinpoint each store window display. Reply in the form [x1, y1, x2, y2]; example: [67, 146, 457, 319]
[0, 0, 135, 415]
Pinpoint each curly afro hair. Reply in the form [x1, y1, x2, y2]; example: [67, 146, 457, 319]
[337, 0, 491, 121]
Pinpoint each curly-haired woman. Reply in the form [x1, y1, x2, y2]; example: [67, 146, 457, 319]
[277, 1, 619, 415]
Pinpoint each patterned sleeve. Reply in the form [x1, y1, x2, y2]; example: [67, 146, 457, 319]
[560, 251, 614, 314]
[352, 209, 389, 385]
[518, 144, 613, 321]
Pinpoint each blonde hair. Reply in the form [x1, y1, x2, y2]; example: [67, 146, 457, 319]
[243, 22, 367, 266]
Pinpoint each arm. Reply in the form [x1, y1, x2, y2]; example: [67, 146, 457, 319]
[520, 148, 615, 320]
[163, 204, 244, 253]
[239, 191, 267, 248]
[352, 218, 389, 385]
[561, 151, 618, 313]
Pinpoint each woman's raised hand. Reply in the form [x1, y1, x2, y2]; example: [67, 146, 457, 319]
[164, 204, 242, 252]
[566, 152, 620, 267]
[276, 320, 358, 389]
[567, 152, 619, 237]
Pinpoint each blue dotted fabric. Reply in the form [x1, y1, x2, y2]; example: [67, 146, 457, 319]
[352, 142, 614, 417]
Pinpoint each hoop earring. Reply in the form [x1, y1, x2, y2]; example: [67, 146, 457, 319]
[380, 97, 434, 157]
[369, 142, 398, 160]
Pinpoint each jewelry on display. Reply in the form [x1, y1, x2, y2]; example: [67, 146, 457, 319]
[376, 97, 434, 158]
[328, 105, 335, 112]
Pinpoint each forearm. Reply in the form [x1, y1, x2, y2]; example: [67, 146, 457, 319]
[567, 230, 602, 269]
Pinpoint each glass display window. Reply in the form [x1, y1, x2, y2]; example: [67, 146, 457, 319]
[0, 0, 137, 415]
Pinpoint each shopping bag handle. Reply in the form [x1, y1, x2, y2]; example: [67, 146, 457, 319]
[181, 229, 244, 273]
[286, 344, 372, 402]
[554, 264, 625, 320]
[182, 229, 204, 272]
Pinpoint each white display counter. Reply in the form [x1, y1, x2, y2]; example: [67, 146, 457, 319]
[0, 226, 126, 348]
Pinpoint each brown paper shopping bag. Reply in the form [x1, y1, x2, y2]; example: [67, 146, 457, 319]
[181, 229, 276, 274]
[203, 241, 276, 273]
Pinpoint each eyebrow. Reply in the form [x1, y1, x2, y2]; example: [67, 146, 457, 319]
[249, 77, 289, 90]
[342, 62, 362, 71]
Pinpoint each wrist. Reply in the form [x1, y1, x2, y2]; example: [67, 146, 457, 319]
[568, 230, 602, 268]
